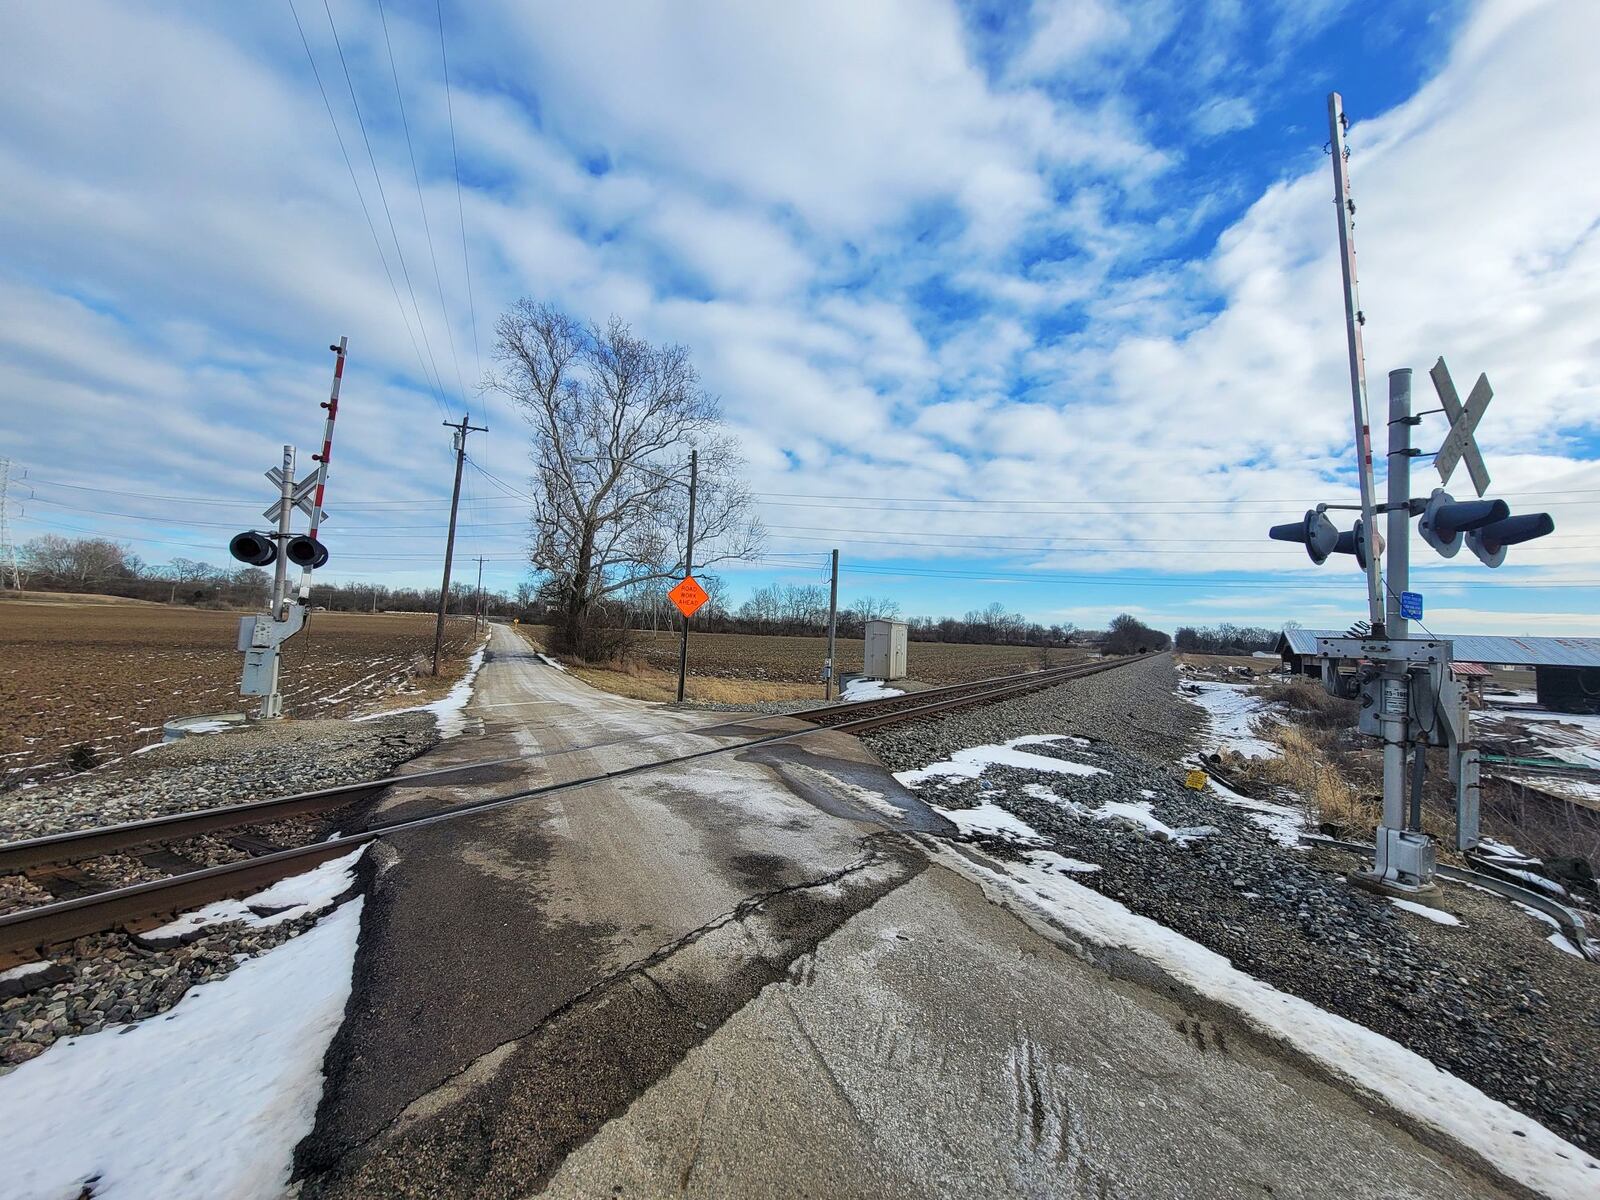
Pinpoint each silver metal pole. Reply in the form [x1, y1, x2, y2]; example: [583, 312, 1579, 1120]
[1328, 93, 1386, 633]
[272, 445, 295, 623]
[675, 450, 697, 704]
[825, 548, 839, 699]
[1386, 368, 1412, 639]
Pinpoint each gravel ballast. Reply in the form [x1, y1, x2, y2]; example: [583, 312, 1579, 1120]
[0, 713, 439, 844]
[866, 654, 1600, 1154]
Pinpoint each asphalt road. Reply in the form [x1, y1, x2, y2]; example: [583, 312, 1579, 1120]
[295, 626, 1509, 1199]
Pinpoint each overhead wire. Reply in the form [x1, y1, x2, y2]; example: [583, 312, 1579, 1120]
[376, 0, 469, 411]
[319, 0, 450, 415]
[286, 0, 444, 417]
[436, 0, 480, 382]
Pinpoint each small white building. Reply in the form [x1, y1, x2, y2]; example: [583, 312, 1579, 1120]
[864, 619, 908, 681]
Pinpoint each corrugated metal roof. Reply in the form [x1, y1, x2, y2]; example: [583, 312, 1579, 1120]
[1277, 628, 1600, 668]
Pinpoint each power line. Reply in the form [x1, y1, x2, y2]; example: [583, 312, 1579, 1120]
[286, 0, 443, 415]
[436, 0, 480, 383]
[377, 0, 469, 411]
[319, 0, 450, 415]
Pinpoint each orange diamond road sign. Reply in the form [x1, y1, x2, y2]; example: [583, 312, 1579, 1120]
[668, 574, 708, 619]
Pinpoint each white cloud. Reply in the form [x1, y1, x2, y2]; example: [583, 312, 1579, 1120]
[1193, 95, 1257, 137]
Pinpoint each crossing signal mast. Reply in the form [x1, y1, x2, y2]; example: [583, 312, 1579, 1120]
[226, 339, 346, 719]
[1267, 96, 1554, 894]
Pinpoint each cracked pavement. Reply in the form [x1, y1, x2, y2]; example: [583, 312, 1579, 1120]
[294, 627, 1513, 1198]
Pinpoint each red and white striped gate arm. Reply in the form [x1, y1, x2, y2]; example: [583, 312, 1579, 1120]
[298, 336, 346, 598]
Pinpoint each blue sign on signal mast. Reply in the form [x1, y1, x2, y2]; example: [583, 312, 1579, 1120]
[1400, 591, 1424, 621]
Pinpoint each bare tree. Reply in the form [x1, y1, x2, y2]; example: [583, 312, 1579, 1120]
[490, 301, 763, 656]
[852, 595, 901, 623]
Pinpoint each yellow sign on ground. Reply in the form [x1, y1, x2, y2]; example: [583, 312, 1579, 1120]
[1184, 769, 1208, 790]
[668, 574, 709, 619]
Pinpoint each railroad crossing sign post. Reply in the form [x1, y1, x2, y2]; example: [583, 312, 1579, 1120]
[1266, 94, 1552, 895]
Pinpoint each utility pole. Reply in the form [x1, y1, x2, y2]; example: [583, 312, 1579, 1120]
[675, 449, 698, 703]
[824, 548, 839, 699]
[434, 414, 488, 675]
[0, 457, 22, 590]
[1328, 92, 1386, 635]
[474, 554, 485, 633]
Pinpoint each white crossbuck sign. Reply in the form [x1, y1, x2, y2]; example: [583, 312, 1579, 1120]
[1429, 356, 1492, 497]
[263, 468, 328, 524]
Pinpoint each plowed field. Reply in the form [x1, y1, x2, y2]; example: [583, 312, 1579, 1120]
[0, 602, 478, 788]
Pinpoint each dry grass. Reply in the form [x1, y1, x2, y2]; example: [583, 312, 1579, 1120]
[1266, 724, 1370, 833]
[515, 629, 824, 704]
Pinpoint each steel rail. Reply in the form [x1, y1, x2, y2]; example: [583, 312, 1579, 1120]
[0, 656, 1133, 874]
[0, 653, 1160, 958]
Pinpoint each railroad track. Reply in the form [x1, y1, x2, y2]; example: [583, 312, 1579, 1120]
[0, 652, 1158, 960]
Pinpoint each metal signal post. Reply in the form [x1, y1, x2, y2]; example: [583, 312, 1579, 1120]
[298, 337, 346, 600]
[676, 449, 698, 703]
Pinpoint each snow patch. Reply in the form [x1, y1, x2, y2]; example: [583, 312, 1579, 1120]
[1208, 777, 1306, 849]
[840, 677, 904, 701]
[1184, 681, 1282, 759]
[143, 847, 366, 940]
[355, 641, 486, 737]
[1090, 800, 1214, 845]
[1389, 898, 1462, 926]
[537, 652, 568, 673]
[894, 735, 1108, 787]
[0, 899, 363, 1200]
[0, 960, 53, 984]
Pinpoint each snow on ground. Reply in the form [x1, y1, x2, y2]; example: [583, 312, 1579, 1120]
[142, 847, 366, 940]
[0, 899, 363, 1200]
[355, 641, 486, 737]
[536, 652, 568, 673]
[1478, 694, 1600, 769]
[0, 960, 53, 985]
[1185, 681, 1282, 759]
[840, 678, 904, 701]
[1088, 799, 1214, 845]
[893, 735, 1108, 787]
[1390, 898, 1463, 926]
[929, 829, 1600, 1200]
[1510, 901, 1585, 958]
[1208, 776, 1307, 849]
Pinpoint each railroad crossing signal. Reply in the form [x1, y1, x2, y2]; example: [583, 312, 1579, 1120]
[1430, 357, 1492, 497]
[264, 468, 329, 525]
[668, 574, 708, 619]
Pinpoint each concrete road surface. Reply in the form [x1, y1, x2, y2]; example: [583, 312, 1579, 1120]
[295, 625, 1508, 1199]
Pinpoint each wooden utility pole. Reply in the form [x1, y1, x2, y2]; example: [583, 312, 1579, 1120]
[433, 414, 487, 675]
[675, 449, 697, 703]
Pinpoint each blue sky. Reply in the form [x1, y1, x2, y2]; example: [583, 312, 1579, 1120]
[2, 0, 1598, 636]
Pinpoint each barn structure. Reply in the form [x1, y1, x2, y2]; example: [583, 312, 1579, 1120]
[1276, 629, 1600, 715]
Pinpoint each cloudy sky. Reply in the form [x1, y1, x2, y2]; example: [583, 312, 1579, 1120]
[2, 0, 1597, 635]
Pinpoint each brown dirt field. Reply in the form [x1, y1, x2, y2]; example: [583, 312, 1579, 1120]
[517, 625, 1085, 702]
[0, 605, 480, 788]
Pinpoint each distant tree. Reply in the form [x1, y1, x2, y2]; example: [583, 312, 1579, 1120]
[490, 300, 762, 658]
[1104, 613, 1171, 655]
[853, 595, 901, 623]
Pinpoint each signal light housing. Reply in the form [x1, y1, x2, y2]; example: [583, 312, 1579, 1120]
[1269, 509, 1339, 564]
[229, 531, 277, 567]
[1418, 489, 1509, 558]
[285, 535, 329, 570]
[1332, 517, 1377, 570]
[1466, 512, 1555, 568]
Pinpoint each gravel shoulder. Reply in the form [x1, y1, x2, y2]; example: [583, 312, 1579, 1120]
[865, 654, 1600, 1156]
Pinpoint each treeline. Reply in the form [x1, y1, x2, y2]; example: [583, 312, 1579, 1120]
[9, 535, 513, 616]
[1173, 624, 1280, 655]
[611, 583, 1078, 646]
[12, 535, 272, 608]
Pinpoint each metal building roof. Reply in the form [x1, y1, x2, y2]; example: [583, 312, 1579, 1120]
[1278, 628, 1600, 669]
